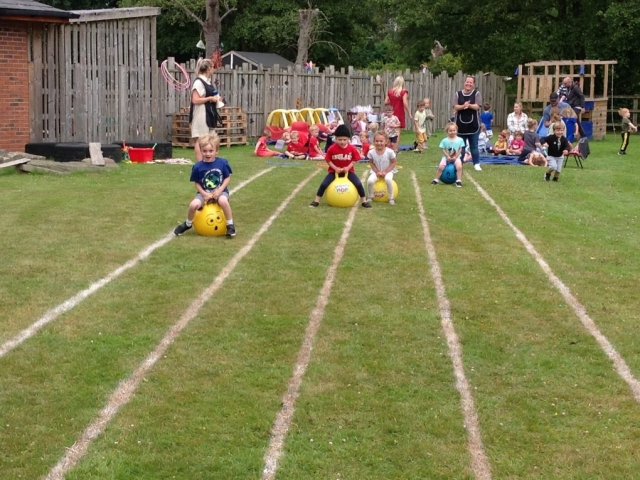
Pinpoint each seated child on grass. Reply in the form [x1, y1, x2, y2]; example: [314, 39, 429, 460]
[285, 130, 307, 159]
[254, 129, 281, 157]
[492, 130, 509, 155]
[308, 125, 325, 160]
[478, 124, 489, 153]
[519, 118, 544, 162]
[508, 131, 525, 155]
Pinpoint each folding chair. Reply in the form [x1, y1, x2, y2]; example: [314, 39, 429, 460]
[563, 148, 583, 168]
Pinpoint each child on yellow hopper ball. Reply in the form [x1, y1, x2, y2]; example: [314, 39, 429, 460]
[174, 132, 236, 236]
[432, 122, 464, 188]
[309, 124, 372, 208]
[366, 131, 397, 204]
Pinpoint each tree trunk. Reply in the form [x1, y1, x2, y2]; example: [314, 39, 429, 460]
[295, 8, 319, 66]
[204, 0, 221, 58]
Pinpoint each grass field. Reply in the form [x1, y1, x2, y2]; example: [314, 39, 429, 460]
[1, 133, 640, 480]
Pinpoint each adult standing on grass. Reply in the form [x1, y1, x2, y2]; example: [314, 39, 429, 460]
[190, 58, 222, 161]
[384, 76, 411, 149]
[453, 75, 483, 171]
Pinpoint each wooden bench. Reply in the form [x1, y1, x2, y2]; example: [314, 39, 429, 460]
[0, 158, 31, 170]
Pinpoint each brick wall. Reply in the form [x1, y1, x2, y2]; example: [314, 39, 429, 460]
[0, 21, 30, 152]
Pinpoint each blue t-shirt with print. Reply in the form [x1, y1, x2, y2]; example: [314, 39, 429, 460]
[439, 136, 466, 160]
[190, 157, 232, 193]
[480, 111, 493, 130]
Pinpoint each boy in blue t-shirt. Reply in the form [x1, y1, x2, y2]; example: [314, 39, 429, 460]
[174, 132, 236, 237]
[432, 122, 465, 188]
[480, 102, 494, 138]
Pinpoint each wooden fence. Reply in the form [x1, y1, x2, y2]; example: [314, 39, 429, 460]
[28, 8, 162, 144]
[160, 60, 510, 141]
[27, 8, 509, 145]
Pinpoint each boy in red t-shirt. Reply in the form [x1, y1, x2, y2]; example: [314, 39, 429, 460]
[309, 124, 372, 208]
[285, 130, 307, 159]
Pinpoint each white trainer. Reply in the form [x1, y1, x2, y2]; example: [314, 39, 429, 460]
[474, 164, 482, 171]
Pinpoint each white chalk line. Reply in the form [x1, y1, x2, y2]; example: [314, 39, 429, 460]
[0, 167, 276, 360]
[261, 173, 366, 480]
[467, 174, 640, 403]
[44, 168, 320, 480]
[412, 172, 492, 480]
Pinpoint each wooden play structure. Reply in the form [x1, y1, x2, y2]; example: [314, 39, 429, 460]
[516, 60, 617, 140]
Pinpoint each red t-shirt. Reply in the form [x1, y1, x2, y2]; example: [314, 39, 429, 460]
[287, 140, 307, 155]
[387, 88, 408, 128]
[361, 141, 370, 157]
[308, 136, 322, 156]
[325, 143, 361, 173]
[255, 136, 270, 155]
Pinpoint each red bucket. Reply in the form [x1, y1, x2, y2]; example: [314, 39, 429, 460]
[129, 148, 154, 163]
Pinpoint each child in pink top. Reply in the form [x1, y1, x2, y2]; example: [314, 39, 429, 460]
[254, 129, 280, 157]
[508, 131, 525, 155]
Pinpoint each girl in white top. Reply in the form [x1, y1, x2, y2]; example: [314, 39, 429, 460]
[366, 131, 398, 205]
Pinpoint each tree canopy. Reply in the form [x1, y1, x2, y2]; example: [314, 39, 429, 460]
[36, 0, 639, 92]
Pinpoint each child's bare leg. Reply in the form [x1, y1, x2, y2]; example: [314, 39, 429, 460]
[217, 195, 233, 222]
[455, 160, 463, 180]
[187, 198, 203, 221]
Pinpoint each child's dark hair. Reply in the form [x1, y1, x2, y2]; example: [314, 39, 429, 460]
[483, 102, 491, 110]
[417, 100, 426, 108]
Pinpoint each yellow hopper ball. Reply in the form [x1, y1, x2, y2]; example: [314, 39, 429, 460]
[193, 202, 227, 237]
[372, 179, 399, 203]
[326, 173, 359, 207]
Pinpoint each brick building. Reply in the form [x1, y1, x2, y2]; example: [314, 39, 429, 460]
[0, 0, 77, 151]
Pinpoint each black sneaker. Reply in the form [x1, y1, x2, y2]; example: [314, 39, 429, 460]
[174, 222, 192, 236]
[455, 180, 462, 188]
[431, 179, 439, 185]
[309, 201, 319, 208]
[226, 224, 236, 237]
[618, 151, 626, 155]
[361, 201, 372, 208]
[552, 177, 559, 182]
[544, 172, 551, 182]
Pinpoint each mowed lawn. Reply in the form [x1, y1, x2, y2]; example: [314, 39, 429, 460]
[1, 133, 639, 479]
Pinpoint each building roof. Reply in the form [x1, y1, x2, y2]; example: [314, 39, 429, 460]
[222, 51, 294, 69]
[0, 0, 79, 19]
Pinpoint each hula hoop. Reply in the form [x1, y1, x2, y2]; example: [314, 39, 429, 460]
[161, 59, 191, 92]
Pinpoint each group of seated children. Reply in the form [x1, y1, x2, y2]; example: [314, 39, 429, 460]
[255, 115, 380, 160]
[488, 129, 525, 156]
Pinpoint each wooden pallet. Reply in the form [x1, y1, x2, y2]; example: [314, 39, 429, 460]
[172, 107, 248, 147]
